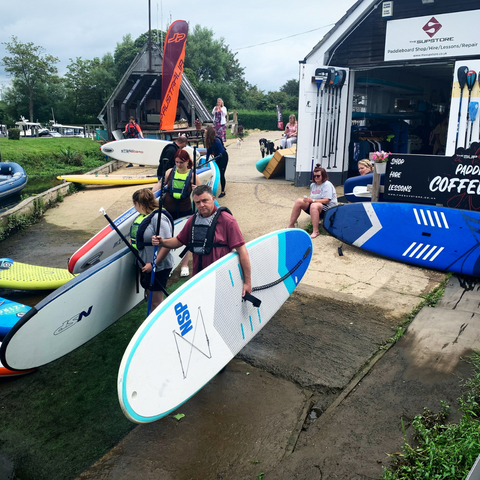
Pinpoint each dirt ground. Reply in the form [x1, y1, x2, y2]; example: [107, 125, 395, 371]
[0, 130, 455, 480]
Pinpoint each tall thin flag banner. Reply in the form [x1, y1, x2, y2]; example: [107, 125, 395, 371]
[276, 105, 283, 130]
[160, 20, 188, 131]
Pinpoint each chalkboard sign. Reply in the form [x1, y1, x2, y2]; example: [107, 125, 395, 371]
[384, 152, 480, 210]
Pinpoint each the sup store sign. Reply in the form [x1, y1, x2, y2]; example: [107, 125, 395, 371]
[384, 153, 480, 210]
[384, 10, 480, 62]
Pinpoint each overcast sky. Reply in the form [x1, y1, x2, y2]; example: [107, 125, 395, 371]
[0, 0, 357, 98]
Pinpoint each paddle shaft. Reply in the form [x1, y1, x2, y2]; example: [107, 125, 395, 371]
[147, 157, 169, 314]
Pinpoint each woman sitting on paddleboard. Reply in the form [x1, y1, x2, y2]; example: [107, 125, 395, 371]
[358, 159, 374, 175]
[154, 149, 201, 278]
[205, 125, 228, 198]
[287, 165, 337, 239]
[131, 188, 174, 311]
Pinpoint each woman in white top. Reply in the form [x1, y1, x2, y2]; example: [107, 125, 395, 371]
[287, 164, 337, 239]
[212, 98, 228, 142]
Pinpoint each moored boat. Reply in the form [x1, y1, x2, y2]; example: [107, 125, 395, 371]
[0, 163, 28, 199]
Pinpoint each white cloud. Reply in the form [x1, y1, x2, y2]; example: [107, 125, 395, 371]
[0, 0, 356, 93]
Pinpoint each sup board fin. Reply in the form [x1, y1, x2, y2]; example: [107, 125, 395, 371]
[243, 292, 261, 308]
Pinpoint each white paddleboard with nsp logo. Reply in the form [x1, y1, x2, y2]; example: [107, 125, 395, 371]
[118, 228, 313, 423]
[0, 217, 189, 371]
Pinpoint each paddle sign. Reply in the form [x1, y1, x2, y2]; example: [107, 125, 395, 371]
[0, 259, 13, 270]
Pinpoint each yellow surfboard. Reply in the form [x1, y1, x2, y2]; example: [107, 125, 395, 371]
[57, 174, 158, 186]
[0, 262, 75, 290]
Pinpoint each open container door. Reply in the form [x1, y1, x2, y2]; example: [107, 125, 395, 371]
[446, 60, 480, 156]
[296, 64, 351, 186]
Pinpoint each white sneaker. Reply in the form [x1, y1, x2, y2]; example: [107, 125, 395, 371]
[180, 267, 190, 277]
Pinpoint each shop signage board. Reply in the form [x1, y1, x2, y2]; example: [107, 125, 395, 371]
[385, 10, 480, 62]
[384, 152, 480, 210]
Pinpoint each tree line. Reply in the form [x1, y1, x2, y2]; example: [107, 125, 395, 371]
[0, 28, 299, 127]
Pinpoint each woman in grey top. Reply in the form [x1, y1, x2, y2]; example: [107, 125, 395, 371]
[130, 188, 174, 311]
[287, 165, 337, 239]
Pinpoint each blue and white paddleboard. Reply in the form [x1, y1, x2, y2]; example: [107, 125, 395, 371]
[118, 228, 313, 423]
[343, 173, 384, 202]
[0, 297, 30, 339]
[324, 203, 480, 275]
[0, 217, 189, 371]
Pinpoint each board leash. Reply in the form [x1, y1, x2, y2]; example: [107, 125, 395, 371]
[251, 246, 311, 293]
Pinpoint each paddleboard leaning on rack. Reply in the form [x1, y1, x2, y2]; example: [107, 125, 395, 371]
[118, 228, 313, 424]
[100, 139, 198, 166]
[324, 202, 480, 276]
[68, 164, 214, 274]
[0, 258, 75, 290]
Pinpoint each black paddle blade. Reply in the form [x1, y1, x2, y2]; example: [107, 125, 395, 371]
[335, 70, 347, 89]
[458, 66, 469, 90]
[314, 68, 331, 85]
[327, 67, 336, 87]
[467, 70, 477, 92]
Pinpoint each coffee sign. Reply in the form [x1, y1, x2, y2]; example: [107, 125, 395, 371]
[384, 152, 480, 210]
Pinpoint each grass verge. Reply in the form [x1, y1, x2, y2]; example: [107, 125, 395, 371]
[383, 351, 480, 479]
[0, 277, 189, 479]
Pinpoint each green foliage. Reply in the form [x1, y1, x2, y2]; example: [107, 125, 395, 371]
[1, 36, 60, 122]
[7, 128, 20, 140]
[236, 110, 298, 130]
[383, 352, 480, 479]
[59, 147, 84, 166]
[0, 198, 44, 241]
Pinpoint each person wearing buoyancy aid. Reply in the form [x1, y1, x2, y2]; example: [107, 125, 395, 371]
[130, 188, 174, 311]
[205, 126, 229, 198]
[154, 149, 201, 278]
[152, 184, 252, 297]
[124, 116, 144, 139]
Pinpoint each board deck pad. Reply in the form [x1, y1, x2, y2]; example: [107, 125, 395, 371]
[0, 262, 75, 290]
[118, 228, 312, 423]
[324, 203, 480, 275]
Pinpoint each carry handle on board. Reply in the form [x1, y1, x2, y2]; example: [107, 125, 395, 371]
[243, 292, 262, 308]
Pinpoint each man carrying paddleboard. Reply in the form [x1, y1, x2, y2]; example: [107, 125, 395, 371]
[124, 116, 144, 139]
[153, 184, 252, 296]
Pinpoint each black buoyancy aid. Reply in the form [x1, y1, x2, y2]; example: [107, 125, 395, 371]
[166, 166, 193, 199]
[135, 209, 175, 250]
[185, 207, 232, 256]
